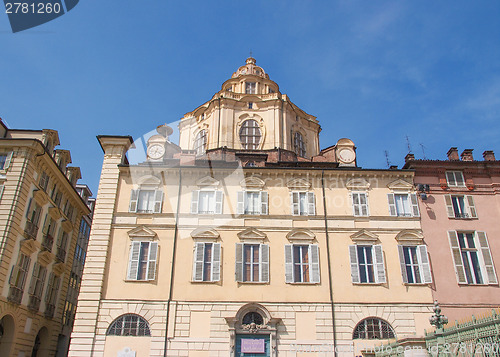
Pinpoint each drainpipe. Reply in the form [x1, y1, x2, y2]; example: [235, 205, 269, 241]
[163, 167, 183, 356]
[321, 170, 337, 356]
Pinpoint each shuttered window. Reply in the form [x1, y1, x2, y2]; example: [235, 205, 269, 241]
[446, 171, 465, 187]
[349, 245, 386, 284]
[192, 242, 221, 282]
[191, 190, 224, 214]
[127, 241, 158, 281]
[284, 244, 320, 283]
[397, 245, 432, 284]
[448, 231, 497, 285]
[235, 243, 269, 283]
[444, 195, 477, 219]
[0, 152, 13, 170]
[237, 191, 268, 215]
[290, 191, 315, 216]
[387, 193, 419, 217]
[352, 192, 369, 216]
[129, 189, 163, 213]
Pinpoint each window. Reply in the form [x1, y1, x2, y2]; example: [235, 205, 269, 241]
[293, 132, 306, 157]
[107, 314, 151, 336]
[8, 253, 31, 304]
[352, 192, 369, 217]
[245, 82, 256, 94]
[129, 189, 163, 213]
[349, 245, 386, 284]
[353, 318, 395, 339]
[127, 241, 158, 281]
[398, 245, 432, 284]
[446, 171, 465, 187]
[237, 191, 268, 215]
[194, 130, 207, 156]
[192, 242, 221, 282]
[291, 191, 315, 216]
[285, 244, 320, 283]
[38, 171, 49, 191]
[50, 184, 62, 207]
[0, 152, 13, 170]
[235, 243, 269, 283]
[44, 273, 61, 318]
[27, 263, 47, 311]
[239, 120, 261, 150]
[25, 198, 42, 240]
[248, 102, 253, 109]
[444, 195, 477, 219]
[242, 312, 264, 325]
[448, 231, 497, 285]
[191, 190, 223, 214]
[387, 193, 419, 217]
[41, 215, 57, 252]
[55, 230, 69, 263]
[269, 88, 275, 94]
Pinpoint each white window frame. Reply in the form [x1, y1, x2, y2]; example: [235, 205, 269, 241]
[293, 132, 306, 158]
[8, 253, 31, 302]
[397, 245, 432, 284]
[349, 245, 386, 284]
[446, 171, 466, 187]
[127, 241, 158, 281]
[387, 193, 419, 217]
[0, 152, 13, 171]
[239, 119, 261, 150]
[444, 195, 477, 219]
[194, 130, 207, 156]
[284, 244, 320, 284]
[448, 231, 497, 285]
[352, 192, 369, 217]
[192, 242, 221, 282]
[191, 190, 223, 214]
[235, 243, 269, 283]
[129, 189, 163, 214]
[290, 191, 315, 216]
[237, 191, 268, 215]
[245, 82, 256, 94]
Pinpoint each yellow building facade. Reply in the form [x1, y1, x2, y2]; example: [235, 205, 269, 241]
[0, 122, 91, 356]
[70, 58, 434, 357]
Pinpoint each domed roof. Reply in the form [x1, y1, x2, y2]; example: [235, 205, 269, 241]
[231, 57, 269, 79]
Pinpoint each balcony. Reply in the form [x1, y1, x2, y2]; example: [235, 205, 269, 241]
[28, 295, 41, 312]
[23, 221, 38, 240]
[7, 286, 23, 304]
[41, 234, 54, 252]
[45, 303, 55, 319]
[454, 213, 471, 219]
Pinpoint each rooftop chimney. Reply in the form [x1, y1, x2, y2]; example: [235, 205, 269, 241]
[405, 153, 415, 163]
[483, 150, 496, 161]
[447, 147, 459, 161]
[461, 149, 474, 161]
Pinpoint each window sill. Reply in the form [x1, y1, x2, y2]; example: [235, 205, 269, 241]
[403, 283, 431, 286]
[237, 281, 269, 285]
[124, 279, 156, 283]
[352, 283, 385, 286]
[286, 282, 320, 285]
[191, 280, 219, 284]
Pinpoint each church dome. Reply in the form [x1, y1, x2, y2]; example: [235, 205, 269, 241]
[231, 57, 269, 79]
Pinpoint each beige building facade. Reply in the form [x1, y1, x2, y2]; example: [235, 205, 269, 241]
[70, 58, 435, 357]
[0, 122, 91, 356]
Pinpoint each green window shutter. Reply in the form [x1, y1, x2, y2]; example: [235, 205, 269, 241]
[147, 242, 158, 281]
[215, 191, 223, 214]
[476, 232, 497, 285]
[235, 243, 244, 282]
[127, 241, 141, 280]
[387, 194, 396, 216]
[45, 273, 54, 303]
[260, 244, 269, 283]
[349, 245, 360, 283]
[26, 198, 32, 219]
[310, 244, 320, 283]
[237, 191, 244, 215]
[410, 194, 419, 217]
[448, 231, 467, 284]
[28, 263, 39, 295]
[397, 245, 408, 284]
[444, 195, 454, 218]
[191, 190, 199, 214]
[260, 192, 268, 215]
[417, 245, 432, 284]
[373, 245, 386, 283]
[9, 265, 20, 287]
[153, 190, 163, 213]
[129, 189, 139, 213]
[466, 196, 477, 218]
[284, 244, 293, 283]
[212, 243, 221, 282]
[41, 215, 50, 235]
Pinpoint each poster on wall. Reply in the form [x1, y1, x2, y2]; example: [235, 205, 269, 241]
[241, 338, 265, 353]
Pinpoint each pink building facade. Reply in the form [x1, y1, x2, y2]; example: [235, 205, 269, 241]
[404, 148, 500, 322]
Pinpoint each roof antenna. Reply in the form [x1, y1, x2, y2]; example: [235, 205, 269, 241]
[420, 143, 427, 160]
[384, 150, 391, 168]
[249, 50, 253, 58]
[405, 135, 412, 154]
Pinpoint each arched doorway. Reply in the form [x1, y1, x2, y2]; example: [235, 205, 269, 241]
[0, 315, 15, 356]
[31, 327, 49, 357]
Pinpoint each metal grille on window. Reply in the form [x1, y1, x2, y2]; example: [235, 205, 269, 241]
[294, 132, 306, 157]
[242, 312, 264, 325]
[353, 318, 395, 339]
[239, 120, 261, 150]
[107, 314, 151, 336]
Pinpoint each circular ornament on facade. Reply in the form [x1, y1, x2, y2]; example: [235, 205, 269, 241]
[338, 148, 355, 163]
[147, 144, 165, 160]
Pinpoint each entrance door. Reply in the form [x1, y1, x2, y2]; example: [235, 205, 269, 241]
[235, 334, 270, 357]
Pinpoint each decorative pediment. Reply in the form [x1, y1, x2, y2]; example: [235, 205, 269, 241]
[127, 226, 157, 239]
[237, 228, 267, 240]
[286, 228, 316, 241]
[395, 230, 424, 244]
[20, 239, 40, 255]
[196, 176, 219, 187]
[48, 206, 62, 221]
[52, 262, 66, 276]
[350, 229, 379, 243]
[286, 178, 311, 190]
[37, 250, 54, 266]
[240, 176, 265, 189]
[387, 179, 413, 191]
[61, 220, 73, 233]
[190, 227, 220, 240]
[346, 178, 370, 190]
[136, 175, 161, 187]
[33, 189, 49, 206]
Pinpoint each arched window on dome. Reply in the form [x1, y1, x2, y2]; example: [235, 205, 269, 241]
[242, 311, 264, 325]
[107, 314, 151, 336]
[239, 120, 261, 150]
[353, 318, 395, 340]
[293, 132, 306, 157]
[194, 130, 207, 156]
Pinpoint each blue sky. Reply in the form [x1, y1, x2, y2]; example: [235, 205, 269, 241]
[1, 1, 499, 194]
